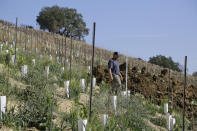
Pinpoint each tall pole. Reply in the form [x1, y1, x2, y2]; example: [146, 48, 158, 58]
[84, 42, 87, 65]
[35, 32, 37, 53]
[59, 39, 61, 63]
[69, 35, 72, 82]
[182, 56, 187, 131]
[168, 69, 170, 105]
[192, 101, 194, 130]
[126, 54, 128, 93]
[88, 22, 96, 119]
[7, 22, 9, 43]
[31, 30, 33, 53]
[25, 27, 27, 51]
[37, 32, 39, 53]
[55, 38, 57, 58]
[64, 36, 67, 71]
[62, 35, 64, 64]
[19, 28, 22, 44]
[50, 93, 54, 131]
[14, 17, 18, 63]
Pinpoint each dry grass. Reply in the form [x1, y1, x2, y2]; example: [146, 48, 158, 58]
[144, 118, 167, 131]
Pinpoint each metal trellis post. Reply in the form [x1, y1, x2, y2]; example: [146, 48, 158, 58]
[88, 22, 96, 120]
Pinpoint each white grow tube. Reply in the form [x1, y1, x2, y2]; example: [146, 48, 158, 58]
[111, 96, 117, 113]
[78, 119, 87, 131]
[164, 103, 168, 114]
[64, 81, 70, 98]
[11, 55, 15, 64]
[80, 79, 85, 92]
[102, 114, 108, 127]
[61, 67, 65, 73]
[93, 78, 96, 88]
[32, 59, 35, 65]
[21, 65, 28, 77]
[45, 66, 49, 78]
[0, 96, 6, 120]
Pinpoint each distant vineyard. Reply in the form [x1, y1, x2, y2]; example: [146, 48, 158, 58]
[0, 20, 196, 86]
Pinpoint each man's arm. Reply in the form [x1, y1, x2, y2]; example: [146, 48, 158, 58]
[119, 72, 123, 81]
[108, 60, 113, 81]
[108, 68, 113, 81]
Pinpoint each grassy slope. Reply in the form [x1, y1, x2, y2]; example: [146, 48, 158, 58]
[0, 42, 192, 131]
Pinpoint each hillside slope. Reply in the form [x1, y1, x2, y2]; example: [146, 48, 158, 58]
[3, 43, 196, 130]
[0, 44, 176, 130]
[0, 20, 197, 87]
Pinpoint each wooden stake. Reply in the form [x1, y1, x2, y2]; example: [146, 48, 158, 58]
[69, 36, 72, 82]
[14, 17, 18, 63]
[64, 35, 67, 71]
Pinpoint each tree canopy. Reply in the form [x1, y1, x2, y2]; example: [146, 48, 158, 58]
[148, 55, 182, 72]
[36, 6, 89, 40]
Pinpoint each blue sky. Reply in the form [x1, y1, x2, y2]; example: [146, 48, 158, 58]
[0, 0, 197, 74]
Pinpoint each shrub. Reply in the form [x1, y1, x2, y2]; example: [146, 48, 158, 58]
[69, 80, 81, 102]
[1, 107, 26, 129]
[86, 113, 103, 130]
[18, 85, 55, 130]
[150, 117, 166, 127]
[16, 61, 56, 130]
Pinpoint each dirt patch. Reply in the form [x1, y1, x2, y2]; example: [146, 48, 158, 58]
[79, 93, 89, 105]
[57, 97, 74, 114]
[0, 64, 4, 73]
[7, 99, 18, 111]
[0, 126, 13, 131]
[55, 86, 66, 98]
[9, 78, 26, 89]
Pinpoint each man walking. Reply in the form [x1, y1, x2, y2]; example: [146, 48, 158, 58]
[108, 52, 123, 95]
